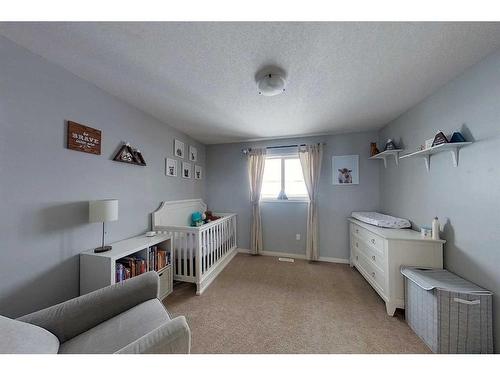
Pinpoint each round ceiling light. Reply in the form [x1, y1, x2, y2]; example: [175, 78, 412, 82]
[257, 73, 286, 96]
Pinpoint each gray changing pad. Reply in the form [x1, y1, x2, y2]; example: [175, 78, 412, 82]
[351, 211, 411, 229]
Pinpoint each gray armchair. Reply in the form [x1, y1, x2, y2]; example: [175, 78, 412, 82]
[0, 272, 190, 354]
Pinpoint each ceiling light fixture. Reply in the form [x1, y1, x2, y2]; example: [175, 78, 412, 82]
[257, 72, 286, 96]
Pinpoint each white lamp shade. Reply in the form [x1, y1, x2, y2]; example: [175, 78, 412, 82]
[89, 199, 119, 223]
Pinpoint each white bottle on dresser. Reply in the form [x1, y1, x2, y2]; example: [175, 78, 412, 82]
[432, 217, 440, 240]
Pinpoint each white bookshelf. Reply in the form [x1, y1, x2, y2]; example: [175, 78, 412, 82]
[80, 233, 173, 299]
[399, 142, 471, 171]
[369, 149, 404, 168]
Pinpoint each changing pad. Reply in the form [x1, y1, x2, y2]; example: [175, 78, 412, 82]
[351, 211, 411, 229]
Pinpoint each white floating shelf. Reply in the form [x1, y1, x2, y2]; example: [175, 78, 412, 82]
[369, 149, 404, 168]
[399, 142, 472, 171]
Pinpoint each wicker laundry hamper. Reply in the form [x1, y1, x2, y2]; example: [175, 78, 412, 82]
[401, 266, 493, 353]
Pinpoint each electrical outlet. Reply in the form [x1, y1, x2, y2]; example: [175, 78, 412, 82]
[295, 233, 301, 241]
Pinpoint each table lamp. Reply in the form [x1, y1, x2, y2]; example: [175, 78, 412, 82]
[89, 199, 119, 253]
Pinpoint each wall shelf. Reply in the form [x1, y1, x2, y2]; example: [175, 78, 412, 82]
[399, 142, 472, 171]
[369, 149, 404, 168]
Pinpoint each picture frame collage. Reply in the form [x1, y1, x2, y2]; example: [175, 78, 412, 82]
[166, 139, 203, 180]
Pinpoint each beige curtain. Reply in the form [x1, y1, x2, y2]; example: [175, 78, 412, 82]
[247, 148, 266, 254]
[299, 144, 323, 261]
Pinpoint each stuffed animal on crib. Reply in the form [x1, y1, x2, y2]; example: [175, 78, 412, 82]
[191, 211, 206, 227]
[204, 210, 220, 223]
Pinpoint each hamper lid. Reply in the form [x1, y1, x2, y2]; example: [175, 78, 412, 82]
[401, 266, 492, 295]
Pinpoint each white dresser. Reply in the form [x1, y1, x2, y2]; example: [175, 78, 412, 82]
[349, 218, 445, 316]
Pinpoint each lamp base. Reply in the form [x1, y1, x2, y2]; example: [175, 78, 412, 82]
[94, 245, 112, 253]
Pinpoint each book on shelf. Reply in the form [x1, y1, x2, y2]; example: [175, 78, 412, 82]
[115, 254, 147, 282]
[148, 245, 170, 271]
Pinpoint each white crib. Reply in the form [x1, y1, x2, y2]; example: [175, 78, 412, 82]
[152, 199, 237, 295]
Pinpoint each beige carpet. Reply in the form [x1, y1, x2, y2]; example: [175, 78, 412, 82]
[163, 253, 430, 354]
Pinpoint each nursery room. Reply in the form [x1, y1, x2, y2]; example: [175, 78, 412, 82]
[1, 1, 500, 372]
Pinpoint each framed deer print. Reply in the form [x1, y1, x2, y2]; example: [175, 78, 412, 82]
[189, 145, 198, 162]
[332, 155, 359, 185]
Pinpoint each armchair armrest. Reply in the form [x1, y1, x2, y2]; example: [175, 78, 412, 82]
[18, 271, 159, 343]
[115, 316, 191, 354]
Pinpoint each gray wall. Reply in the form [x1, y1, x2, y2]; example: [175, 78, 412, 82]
[206, 131, 380, 260]
[0, 36, 206, 317]
[379, 49, 500, 351]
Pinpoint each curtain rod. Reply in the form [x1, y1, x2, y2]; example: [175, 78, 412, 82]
[241, 142, 325, 154]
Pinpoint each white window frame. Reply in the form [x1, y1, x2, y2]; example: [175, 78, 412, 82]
[260, 155, 309, 203]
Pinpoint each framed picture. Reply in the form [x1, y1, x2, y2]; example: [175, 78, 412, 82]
[174, 139, 185, 159]
[189, 145, 198, 162]
[332, 155, 359, 185]
[194, 165, 202, 180]
[165, 158, 177, 177]
[182, 162, 192, 179]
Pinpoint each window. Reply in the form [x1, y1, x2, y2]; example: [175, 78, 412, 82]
[261, 156, 309, 201]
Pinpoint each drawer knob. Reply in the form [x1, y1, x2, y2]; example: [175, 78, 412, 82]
[355, 242, 359, 248]
[372, 255, 376, 261]
[355, 255, 358, 260]
[371, 239, 375, 244]
[355, 229, 359, 233]
[371, 272, 375, 277]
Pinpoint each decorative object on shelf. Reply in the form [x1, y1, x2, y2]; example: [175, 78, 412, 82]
[450, 131, 466, 143]
[174, 139, 185, 159]
[431, 131, 448, 147]
[384, 138, 397, 151]
[89, 199, 119, 253]
[165, 158, 177, 177]
[370, 142, 380, 157]
[189, 146, 198, 162]
[182, 161, 192, 178]
[420, 226, 432, 238]
[432, 217, 440, 240]
[425, 138, 434, 149]
[332, 155, 359, 185]
[145, 231, 156, 237]
[67, 120, 101, 155]
[113, 142, 146, 166]
[194, 165, 203, 180]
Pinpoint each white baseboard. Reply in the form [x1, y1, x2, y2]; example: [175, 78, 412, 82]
[318, 256, 350, 264]
[237, 248, 348, 264]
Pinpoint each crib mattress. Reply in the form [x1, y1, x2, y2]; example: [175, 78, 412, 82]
[351, 211, 411, 229]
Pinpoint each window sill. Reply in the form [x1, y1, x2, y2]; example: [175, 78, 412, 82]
[260, 199, 310, 204]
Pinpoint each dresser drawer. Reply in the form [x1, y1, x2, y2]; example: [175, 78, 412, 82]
[354, 248, 386, 293]
[351, 234, 385, 271]
[350, 223, 385, 254]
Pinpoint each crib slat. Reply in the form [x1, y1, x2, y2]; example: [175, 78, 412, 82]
[201, 230, 204, 274]
[191, 233, 195, 277]
[183, 233, 187, 277]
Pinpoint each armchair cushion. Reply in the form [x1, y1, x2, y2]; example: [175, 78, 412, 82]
[18, 271, 159, 343]
[0, 315, 59, 354]
[58, 299, 169, 354]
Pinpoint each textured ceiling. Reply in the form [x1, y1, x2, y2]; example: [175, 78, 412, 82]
[2, 22, 500, 144]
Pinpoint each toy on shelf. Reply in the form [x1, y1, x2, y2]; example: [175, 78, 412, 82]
[370, 142, 380, 157]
